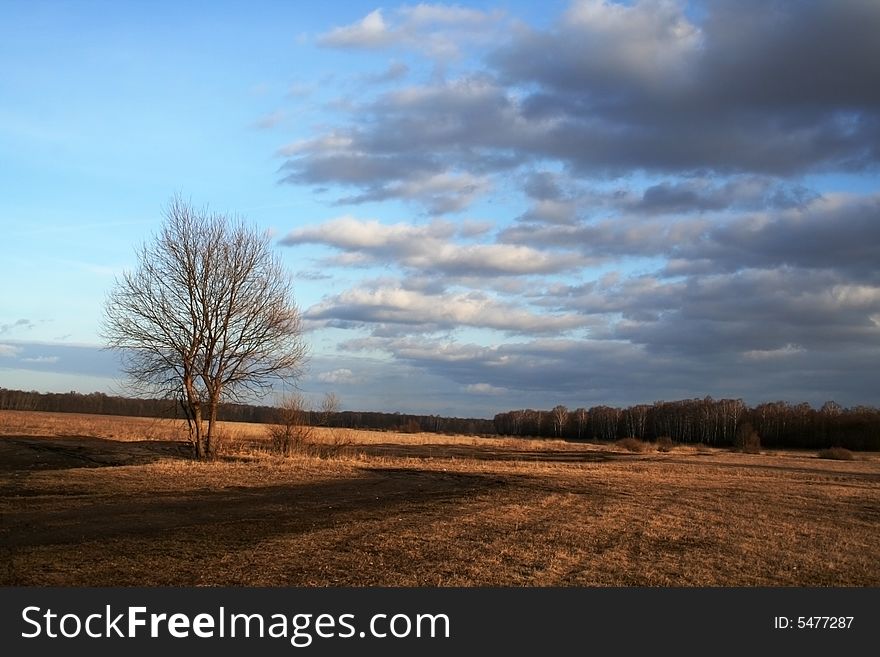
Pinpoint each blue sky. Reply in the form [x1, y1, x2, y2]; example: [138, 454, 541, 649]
[2, 0, 879, 417]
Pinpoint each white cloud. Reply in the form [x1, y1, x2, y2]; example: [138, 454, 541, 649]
[561, 0, 701, 83]
[464, 382, 507, 395]
[319, 9, 392, 49]
[317, 5, 506, 58]
[20, 355, 60, 364]
[0, 344, 23, 357]
[306, 282, 588, 334]
[743, 344, 804, 361]
[316, 368, 360, 384]
[281, 216, 581, 276]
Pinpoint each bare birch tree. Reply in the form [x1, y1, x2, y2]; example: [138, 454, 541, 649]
[551, 404, 568, 438]
[102, 197, 307, 459]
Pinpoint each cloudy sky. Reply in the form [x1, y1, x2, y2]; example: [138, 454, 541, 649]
[2, 0, 879, 417]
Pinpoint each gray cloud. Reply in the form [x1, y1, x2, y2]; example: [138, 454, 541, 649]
[270, 1, 880, 413]
[633, 177, 819, 215]
[702, 194, 880, 278]
[336, 332, 880, 410]
[283, 1, 880, 216]
[502, 193, 880, 280]
[494, 0, 880, 175]
[0, 318, 35, 335]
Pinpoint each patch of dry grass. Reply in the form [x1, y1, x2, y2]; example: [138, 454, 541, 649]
[818, 447, 855, 461]
[615, 437, 650, 453]
[1, 410, 879, 586]
[655, 436, 675, 452]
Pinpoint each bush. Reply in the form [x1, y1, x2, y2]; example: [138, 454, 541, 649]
[268, 393, 313, 456]
[734, 422, 761, 454]
[615, 437, 648, 453]
[399, 419, 422, 434]
[656, 436, 674, 452]
[817, 447, 855, 461]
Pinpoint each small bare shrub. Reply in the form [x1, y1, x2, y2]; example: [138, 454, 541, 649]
[734, 423, 761, 454]
[656, 436, 674, 452]
[616, 437, 648, 453]
[817, 447, 854, 461]
[318, 392, 339, 427]
[268, 393, 313, 456]
[312, 393, 351, 458]
[400, 419, 421, 434]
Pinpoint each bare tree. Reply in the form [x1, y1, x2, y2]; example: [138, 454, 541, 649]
[318, 392, 340, 427]
[573, 407, 588, 440]
[102, 197, 307, 459]
[317, 392, 351, 457]
[551, 405, 568, 438]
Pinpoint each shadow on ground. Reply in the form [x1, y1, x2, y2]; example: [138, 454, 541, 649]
[344, 442, 619, 463]
[0, 435, 190, 472]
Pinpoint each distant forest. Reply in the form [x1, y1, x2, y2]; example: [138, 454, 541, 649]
[494, 398, 880, 451]
[1, 387, 877, 451]
[0, 388, 495, 436]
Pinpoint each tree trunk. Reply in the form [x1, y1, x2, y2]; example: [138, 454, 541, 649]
[192, 402, 204, 459]
[183, 376, 206, 459]
[205, 394, 220, 459]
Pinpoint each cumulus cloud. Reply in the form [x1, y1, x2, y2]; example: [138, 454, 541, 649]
[285, 1, 880, 217]
[0, 344, 23, 357]
[316, 368, 361, 384]
[272, 1, 880, 411]
[464, 383, 507, 396]
[318, 5, 506, 59]
[499, 0, 702, 94]
[319, 9, 392, 49]
[337, 171, 493, 215]
[281, 216, 582, 276]
[502, 193, 880, 281]
[305, 281, 588, 335]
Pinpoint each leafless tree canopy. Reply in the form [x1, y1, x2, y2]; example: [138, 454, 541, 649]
[102, 197, 307, 458]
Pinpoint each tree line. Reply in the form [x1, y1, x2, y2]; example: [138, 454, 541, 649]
[3, 387, 877, 450]
[493, 397, 880, 451]
[0, 387, 495, 435]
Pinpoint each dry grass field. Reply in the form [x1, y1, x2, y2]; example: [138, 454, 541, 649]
[1, 409, 878, 586]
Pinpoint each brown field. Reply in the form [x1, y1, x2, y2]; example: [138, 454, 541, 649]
[1, 409, 879, 586]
